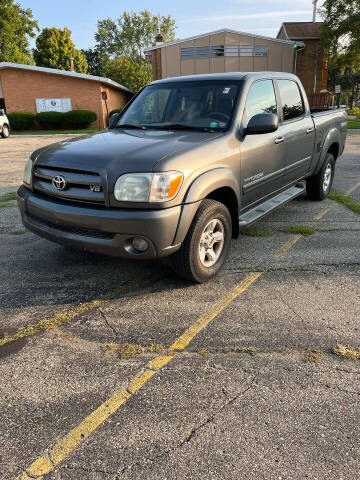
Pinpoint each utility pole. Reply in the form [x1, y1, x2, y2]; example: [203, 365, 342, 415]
[312, 0, 319, 22]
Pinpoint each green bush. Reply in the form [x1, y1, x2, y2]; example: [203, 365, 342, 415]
[346, 107, 360, 116]
[7, 112, 35, 130]
[35, 111, 64, 129]
[63, 110, 97, 129]
[108, 108, 123, 118]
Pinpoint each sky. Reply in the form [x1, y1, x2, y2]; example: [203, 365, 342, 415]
[24, 0, 325, 50]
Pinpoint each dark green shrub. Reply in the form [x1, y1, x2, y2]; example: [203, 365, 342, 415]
[108, 108, 123, 118]
[7, 112, 35, 130]
[36, 111, 64, 129]
[63, 110, 98, 129]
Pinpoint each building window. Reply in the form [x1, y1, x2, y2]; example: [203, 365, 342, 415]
[181, 47, 195, 59]
[254, 45, 268, 57]
[180, 44, 268, 59]
[224, 45, 239, 57]
[195, 46, 210, 58]
[210, 45, 224, 57]
[239, 46, 254, 57]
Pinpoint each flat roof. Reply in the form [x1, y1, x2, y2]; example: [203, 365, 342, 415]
[0, 62, 133, 94]
[144, 28, 303, 52]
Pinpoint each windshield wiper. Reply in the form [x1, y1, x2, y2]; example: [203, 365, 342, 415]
[148, 123, 214, 132]
[114, 123, 147, 130]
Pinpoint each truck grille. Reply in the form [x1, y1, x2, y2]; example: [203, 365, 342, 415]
[28, 214, 114, 239]
[32, 166, 105, 204]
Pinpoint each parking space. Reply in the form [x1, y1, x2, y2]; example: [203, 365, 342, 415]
[1, 134, 360, 479]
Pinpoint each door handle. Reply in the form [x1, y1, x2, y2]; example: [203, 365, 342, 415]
[306, 127, 314, 134]
[274, 137, 284, 144]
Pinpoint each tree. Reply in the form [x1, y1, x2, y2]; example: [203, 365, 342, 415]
[320, 0, 360, 106]
[321, 0, 360, 68]
[34, 27, 88, 73]
[95, 10, 176, 61]
[0, 0, 39, 65]
[81, 48, 107, 76]
[104, 57, 152, 92]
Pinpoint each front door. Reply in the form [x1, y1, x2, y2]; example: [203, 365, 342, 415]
[240, 79, 287, 209]
[276, 79, 315, 184]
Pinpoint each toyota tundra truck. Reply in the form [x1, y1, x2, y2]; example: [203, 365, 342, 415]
[17, 72, 347, 282]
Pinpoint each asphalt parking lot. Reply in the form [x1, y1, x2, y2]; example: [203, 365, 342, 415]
[1, 133, 360, 480]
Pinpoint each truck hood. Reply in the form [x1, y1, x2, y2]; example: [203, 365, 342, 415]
[33, 129, 222, 177]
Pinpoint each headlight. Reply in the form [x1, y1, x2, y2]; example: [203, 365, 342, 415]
[114, 172, 183, 202]
[23, 158, 33, 185]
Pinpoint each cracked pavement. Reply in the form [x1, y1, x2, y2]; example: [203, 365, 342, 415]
[0, 134, 360, 479]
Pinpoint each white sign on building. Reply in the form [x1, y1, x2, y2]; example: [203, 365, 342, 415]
[35, 98, 72, 113]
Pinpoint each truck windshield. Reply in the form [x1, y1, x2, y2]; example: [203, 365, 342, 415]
[116, 81, 241, 131]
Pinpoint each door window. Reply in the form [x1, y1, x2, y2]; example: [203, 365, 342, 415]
[244, 80, 277, 124]
[277, 80, 305, 121]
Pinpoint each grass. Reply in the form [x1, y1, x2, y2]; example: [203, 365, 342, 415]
[280, 225, 316, 235]
[0, 203, 16, 208]
[12, 128, 104, 135]
[348, 119, 360, 129]
[328, 189, 360, 215]
[0, 192, 16, 202]
[241, 229, 272, 237]
[304, 345, 322, 363]
[0, 273, 162, 348]
[333, 344, 360, 360]
[9, 230, 26, 235]
[104, 343, 165, 359]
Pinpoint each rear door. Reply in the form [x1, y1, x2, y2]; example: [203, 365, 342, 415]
[276, 79, 315, 184]
[240, 79, 287, 208]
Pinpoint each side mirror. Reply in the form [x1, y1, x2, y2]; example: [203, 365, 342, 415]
[0, 109, 4, 116]
[108, 112, 122, 129]
[247, 113, 279, 134]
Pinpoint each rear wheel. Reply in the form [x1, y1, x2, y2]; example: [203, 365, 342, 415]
[306, 153, 335, 200]
[170, 199, 232, 283]
[1, 125, 9, 138]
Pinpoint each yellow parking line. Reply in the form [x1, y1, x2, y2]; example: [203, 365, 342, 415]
[1, 273, 161, 349]
[313, 207, 332, 221]
[170, 272, 262, 351]
[345, 182, 360, 196]
[16, 182, 360, 478]
[273, 234, 303, 259]
[15, 273, 261, 479]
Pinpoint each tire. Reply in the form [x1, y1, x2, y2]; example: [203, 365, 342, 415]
[1, 125, 9, 138]
[170, 199, 232, 283]
[306, 153, 335, 200]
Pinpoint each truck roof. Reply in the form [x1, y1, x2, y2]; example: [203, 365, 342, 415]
[150, 72, 300, 85]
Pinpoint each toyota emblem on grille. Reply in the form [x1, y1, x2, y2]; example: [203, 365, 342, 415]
[52, 175, 67, 191]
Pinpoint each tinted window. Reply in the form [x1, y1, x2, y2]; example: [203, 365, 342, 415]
[244, 80, 277, 123]
[278, 80, 304, 121]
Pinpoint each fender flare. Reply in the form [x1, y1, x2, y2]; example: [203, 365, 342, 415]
[314, 128, 341, 174]
[173, 168, 240, 245]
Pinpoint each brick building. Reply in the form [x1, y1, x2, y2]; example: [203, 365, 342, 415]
[277, 22, 328, 99]
[0, 63, 133, 128]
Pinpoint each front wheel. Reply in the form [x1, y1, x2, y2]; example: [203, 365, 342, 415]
[306, 153, 335, 200]
[170, 199, 232, 283]
[1, 125, 9, 138]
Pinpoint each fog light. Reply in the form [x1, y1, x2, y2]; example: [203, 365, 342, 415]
[132, 237, 149, 252]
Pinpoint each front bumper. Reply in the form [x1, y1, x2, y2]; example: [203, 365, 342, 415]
[17, 185, 182, 259]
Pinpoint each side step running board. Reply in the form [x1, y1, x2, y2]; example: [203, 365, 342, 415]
[238, 184, 305, 228]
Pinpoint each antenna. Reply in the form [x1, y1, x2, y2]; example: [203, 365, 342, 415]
[312, 0, 319, 22]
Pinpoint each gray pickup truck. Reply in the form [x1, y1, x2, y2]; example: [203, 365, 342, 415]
[17, 72, 347, 282]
